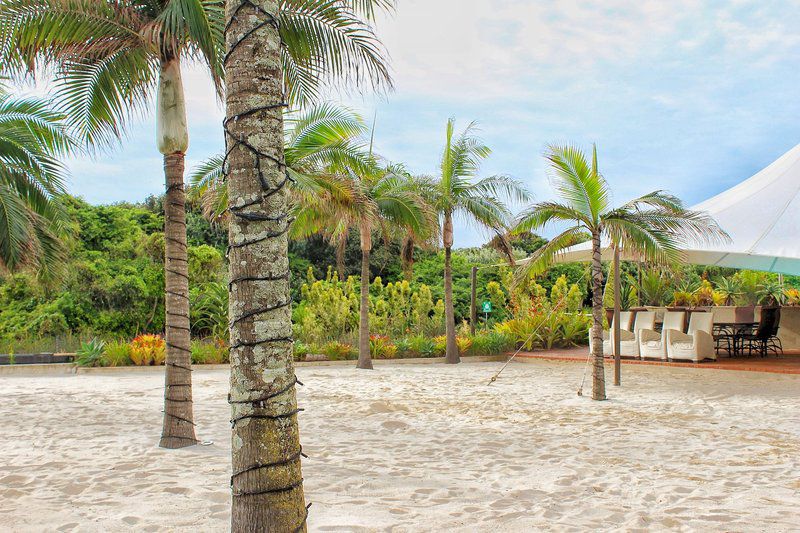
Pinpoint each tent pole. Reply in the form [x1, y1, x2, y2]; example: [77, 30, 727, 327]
[613, 246, 621, 387]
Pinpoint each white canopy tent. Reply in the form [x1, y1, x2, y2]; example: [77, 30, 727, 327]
[545, 142, 800, 275]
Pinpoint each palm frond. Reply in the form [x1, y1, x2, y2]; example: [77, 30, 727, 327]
[514, 225, 589, 283]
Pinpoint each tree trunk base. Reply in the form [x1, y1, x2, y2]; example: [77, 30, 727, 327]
[158, 435, 198, 449]
[444, 356, 460, 364]
[356, 360, 374, 370]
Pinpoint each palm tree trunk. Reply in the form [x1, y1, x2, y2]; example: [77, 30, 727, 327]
[401, 235, 415, 281]
[443, 213, 459, 364]
[590, 230, 606, 400]
[335, 236, 346, 281]
[225, 0, 307, 529]
[156, 57, 196, 449]
[357, 226, 373, 369]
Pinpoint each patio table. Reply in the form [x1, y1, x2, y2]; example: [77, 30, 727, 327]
[714, 322, 758, 356]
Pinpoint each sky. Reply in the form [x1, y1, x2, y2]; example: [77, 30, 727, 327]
[40, 0, 800, 247]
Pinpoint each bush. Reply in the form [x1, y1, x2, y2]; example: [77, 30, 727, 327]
[101, 340, 132, 367]
[369, 335, 398, 359]
[75, 338, 105, 367]
[406, 335, 436, 358]
[468, 332, 512, 355]
[191, 339, 229, 364]
[129, 334, 166, 366]
[293, 341, 310, 362]
[321, 341, 356, 361]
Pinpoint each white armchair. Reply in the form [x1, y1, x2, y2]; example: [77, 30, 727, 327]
[639, 311, 685, 360]
[667, 312, 716, 362]
[617, 311, 656, 358]
[599, 311, 633, 354]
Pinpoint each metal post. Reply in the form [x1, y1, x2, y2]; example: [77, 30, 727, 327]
[613, 246, 621, 386]
[470, 266, 478, 335]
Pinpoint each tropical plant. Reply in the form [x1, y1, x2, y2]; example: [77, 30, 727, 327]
[190, 281, 228, 341]
[734, 270, 765, 306]
[514, 144, 726, 400]
[129, 334, 166, 366]
[758, 278, 785, 306]
[101, 340, 132, 367]
[369, 334, 397, 359]
[0, 88, 72, 276]
[190, 339, 228, 364]
[784, 288, 800, 307]
[321, 341, 356, 360]
[426, 118, 529, 364]
[634, 268, 673, 306]
[75, 337, 105, 367]
[715, 276, 742, 306]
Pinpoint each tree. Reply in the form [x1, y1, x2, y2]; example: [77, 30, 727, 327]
[296, 163, 430, 369]
[427, 118, 529, 364]
[0, 88, 72, 277]
[224, 0, 394, 528]
[514, 144, 726, 400]
[0, 0, 225, 448]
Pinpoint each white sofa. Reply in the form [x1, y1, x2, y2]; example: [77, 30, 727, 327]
[667, 312, 716, 362]
[639, 311, 685, 360]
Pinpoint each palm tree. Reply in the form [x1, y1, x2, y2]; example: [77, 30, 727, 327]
[396, 172, 439, 281]
[223, 1, 394, 528]
[427, 118, 529, 364]
[0, 0, 394, 450]
[1, 0, 223, 448]
[0, 88, 72, 276]
[514, 144, 726, 400]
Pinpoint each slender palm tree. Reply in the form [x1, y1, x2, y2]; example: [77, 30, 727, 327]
[514, 144, 727, 400]
[428, 118, 529, 364]
[0, 88, 72, 276]
[396, 172, 439, 280]
[296, 163, 430, 369]
[223, 0, 394, 528]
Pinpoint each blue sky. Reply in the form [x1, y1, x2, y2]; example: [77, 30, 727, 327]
[50, 0, 800, 247]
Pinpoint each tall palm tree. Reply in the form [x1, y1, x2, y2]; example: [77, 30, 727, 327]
[514, 144, 726, 400]
[428, 118, 529, 364]
[396, 172, 439, 281]
[0, 0, 394, 450]
[0, 88, 72, 276]
[0, 0, 223, 448]
[223, 0, 394, 528]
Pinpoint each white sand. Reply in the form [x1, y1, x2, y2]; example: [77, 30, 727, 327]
[1, 360, 799, 532]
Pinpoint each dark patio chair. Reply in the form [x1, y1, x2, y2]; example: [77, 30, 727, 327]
[742, 307, 779, 357]
[767, 307, 783, 355]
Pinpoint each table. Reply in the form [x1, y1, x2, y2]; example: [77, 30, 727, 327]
[714, 322, 758, 356]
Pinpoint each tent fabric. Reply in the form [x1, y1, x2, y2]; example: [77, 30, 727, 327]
[541, 142, 800, 275]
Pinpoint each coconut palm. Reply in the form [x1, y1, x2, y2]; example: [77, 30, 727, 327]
[0, 88, 72, 276]
[0, 0, 224, 448]
[514, 144, 727, 400]
[0, 0, 394, 450]
[427, 118, 529, 364]
[295, 163, 430, 369]
[222, 1, 394, 528]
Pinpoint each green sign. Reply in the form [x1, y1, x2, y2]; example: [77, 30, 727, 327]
[481, 301, 492, 313]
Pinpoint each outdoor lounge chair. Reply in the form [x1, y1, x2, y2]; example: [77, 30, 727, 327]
[599, 311, 633, 354]
[639, 310, 685, 360]
[616, 311, 656, 358]
[742, 307, 781, 357]
[667, 312, 716, 362]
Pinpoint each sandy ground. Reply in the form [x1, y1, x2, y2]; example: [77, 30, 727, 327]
[1, 360, 799, 532]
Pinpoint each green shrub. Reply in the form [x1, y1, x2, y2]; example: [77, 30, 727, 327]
[293, 341, 310, 362]
[468, 331, 513, 355]
[191, 339, 229, 364]
[395, 337, 411, 358]
[369, 335, 397, 359]
[321, 341, 356, 361]
[101, 340, 132, 367]
[405, 335, 435, 358]
[75, 338, 105, 367]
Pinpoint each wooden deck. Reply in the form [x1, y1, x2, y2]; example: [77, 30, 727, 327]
[513, 348, 800, 375]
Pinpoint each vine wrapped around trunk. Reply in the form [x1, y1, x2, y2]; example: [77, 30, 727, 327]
[225, 0, 307, 530]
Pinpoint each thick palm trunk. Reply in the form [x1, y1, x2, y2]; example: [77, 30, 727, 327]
[225, 0, 307, 530]
[401, 235, 415, 281]
[590, 230, 606, 400]
[357, 226, 373, 369]
[443, 213, 459, 364]
[157, 57, 196, 449]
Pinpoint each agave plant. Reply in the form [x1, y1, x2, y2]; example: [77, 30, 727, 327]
[714, 276, 742, 306]
[758, 279, 785, 306]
